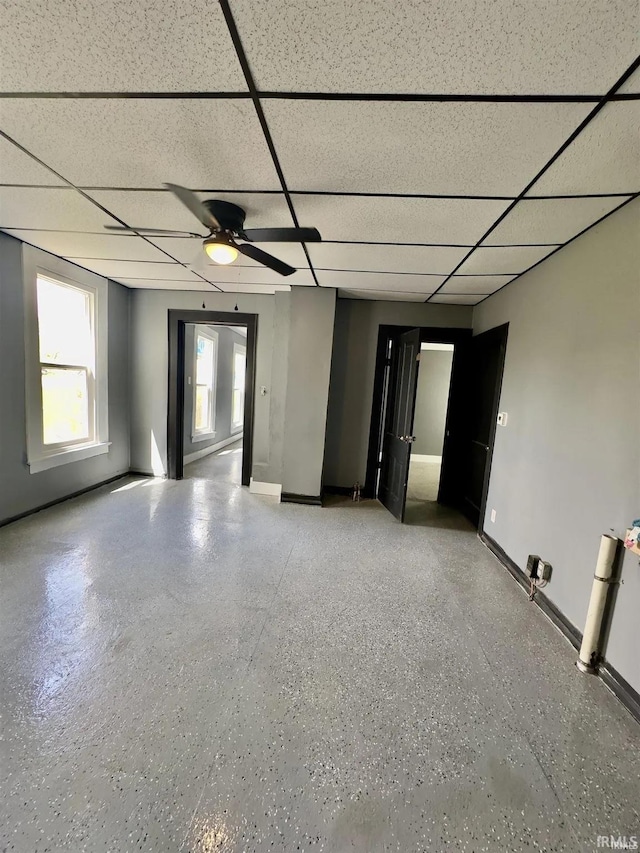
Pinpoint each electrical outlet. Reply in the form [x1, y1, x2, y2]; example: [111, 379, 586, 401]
[497, 411, 508, 426]
[526, 554, 541, 578]
[538, 560, 552, 581]
[490, 509, 496, 523]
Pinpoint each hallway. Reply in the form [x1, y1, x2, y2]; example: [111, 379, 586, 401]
[1, 450, 638, 852]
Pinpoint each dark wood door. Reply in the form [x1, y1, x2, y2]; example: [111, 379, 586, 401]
[439, 324, 508, 527]
[378, 328, 421, 521]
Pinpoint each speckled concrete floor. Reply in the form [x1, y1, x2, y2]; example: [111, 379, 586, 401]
[1, 448, 638, 852]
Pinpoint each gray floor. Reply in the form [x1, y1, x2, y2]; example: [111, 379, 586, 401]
[1, 447, 638, 853]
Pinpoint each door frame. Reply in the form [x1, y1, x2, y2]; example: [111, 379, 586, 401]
[472, 323, 509, 535]
[365, 325, 471, 501]
[167, 310, 258, 484]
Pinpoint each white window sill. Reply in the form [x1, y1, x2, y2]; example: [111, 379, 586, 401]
[28, 441, 110, 474]
[191, 431, 217, 444]
[231, 424, 244, 434]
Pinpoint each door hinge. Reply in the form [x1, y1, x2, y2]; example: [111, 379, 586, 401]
[416, 352, 421, 362]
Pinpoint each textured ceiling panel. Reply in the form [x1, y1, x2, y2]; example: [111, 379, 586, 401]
[338, 289, 430, 302]
[315, 270, 445, 291]
[484, 197, 629, 245]
[0, 0, 246, 91]
[231, 0, 638, 94]
[0, 100, 280, 189]
[190, 264, 315, 287]
[0, 187, 115, 231]
[528, 102, 640, 195]
[616, 67, 640, 94]
[265, 100, 590, 195]
[292, 195, 511, 245]
[114, 279, 213, 291]
[0, 136, 65, 186]
[88, 191, 295, 234]
[72, 260, 200, 282]
[429, 293, 486, 305]
[307, 243, 468, 274]
[211, 281, 292, 294]
[4, 230, 170, 262]
[455, 245, 558, 275]
[440, 275, 515, 293]
[151, 237, 309, 270]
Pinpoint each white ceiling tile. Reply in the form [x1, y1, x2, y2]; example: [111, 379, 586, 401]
[115, 279, 213, 291]
[88, 191, 295, 235]
[4, 230, 170, 261]
[265, 101, 590, 195]
[316, 269, 444, 291]
[616, 67, 640, 94]
[0, 187, 115, 230]
[292, 195, 510, 245]
[429, 294, 486, 305]
[0, 100, 280, 189]
[527, 102, 640, 195]
[0, 136, 66, 186]
[193, 263, 314, 287]
[212, 282, 291, 294]
[338, 289, 429, 303]
[73, 260, 200, 281]
[152, 236, 309, 270]
[0, 0, 245, 91]
[232, 0, 638, 94]
[484, 197, 630, 245]
[442, 275, 515, 293]
[307, 243, 467, 274]
[455, 245, 558, 275]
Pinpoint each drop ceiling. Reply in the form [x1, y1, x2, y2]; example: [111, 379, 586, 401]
[0, 0, 638, 304]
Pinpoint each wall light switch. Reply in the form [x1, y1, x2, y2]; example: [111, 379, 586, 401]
[497, 412, 508, 426]
[490, 509, 496, 523]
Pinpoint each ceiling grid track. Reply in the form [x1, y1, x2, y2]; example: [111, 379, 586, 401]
[218, 0, 320, 286]
[426, 54, 640, 303]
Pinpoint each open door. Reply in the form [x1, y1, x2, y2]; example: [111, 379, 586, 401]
[439, 323, 508, 528]
[377, 328, 421, 521]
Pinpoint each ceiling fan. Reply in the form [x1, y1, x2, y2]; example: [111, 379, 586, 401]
[104, 183, 321, 277]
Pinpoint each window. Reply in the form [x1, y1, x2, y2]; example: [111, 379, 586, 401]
[37, 276, 95, 446]
[192, 329, 217, 440]
[24, 249, 109, 474]
[232, 342, 246, 431]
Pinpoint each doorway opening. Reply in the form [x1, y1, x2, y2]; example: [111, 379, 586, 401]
[366, 323, 508, 531]
[405, 342, 454, 512]
[167, 310, 257, 484]
[182, 323, 247, 482]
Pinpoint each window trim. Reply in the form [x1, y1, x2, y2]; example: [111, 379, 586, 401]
[231, 341, 246, 433]
[191, 327, 218, 442]
[23, 247, 109, 474]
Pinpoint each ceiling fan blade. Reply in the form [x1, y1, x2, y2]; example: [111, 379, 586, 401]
[164, 183, 220, 231]
[236, 243, 296, 276]
[104, 225, 203, 236]
[242, 227, 321, 243]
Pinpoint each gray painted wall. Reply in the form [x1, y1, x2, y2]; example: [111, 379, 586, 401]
[473, 198, 640, 693]
[129, 289, 280, 482]
[282, 288, 336, 497]
[413, 349, 454, 456]
[323, 300, 472, 488]
[183, 324, 246, 458]
[0, 232, 130, 524]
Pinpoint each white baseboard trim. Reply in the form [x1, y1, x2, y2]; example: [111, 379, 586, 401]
[249, 479, 282, 497]
[411, 454, 442, 463]
[184, 435, 241, 465]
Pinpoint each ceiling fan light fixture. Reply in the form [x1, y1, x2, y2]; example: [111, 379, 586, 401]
[204, 239, 238, 265]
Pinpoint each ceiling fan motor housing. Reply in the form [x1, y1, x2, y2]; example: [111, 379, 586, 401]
[204, 199, 246, 234]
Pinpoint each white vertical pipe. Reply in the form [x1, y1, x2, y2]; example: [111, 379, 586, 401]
[576, 534, 620, 674]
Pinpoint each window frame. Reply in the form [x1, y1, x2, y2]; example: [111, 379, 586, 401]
[23, 246, 109, 474]
[191, 327, 218, 442]
[231, 341, 246, 433]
